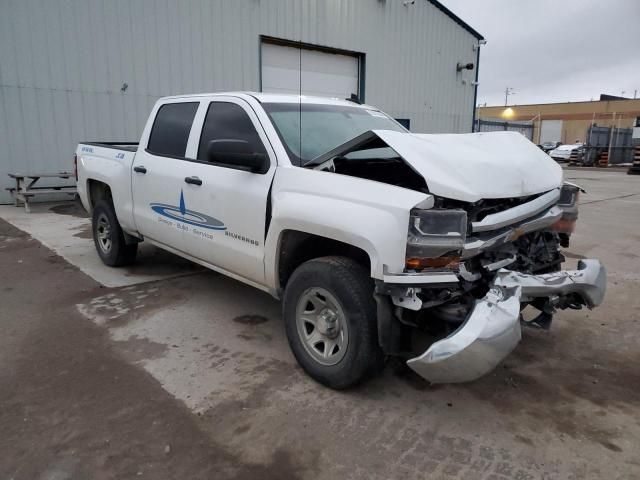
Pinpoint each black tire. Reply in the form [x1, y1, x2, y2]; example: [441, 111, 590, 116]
[92, 200, 138, 267]
[283, 256, 384, 389]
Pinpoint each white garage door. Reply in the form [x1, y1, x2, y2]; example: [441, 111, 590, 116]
[261, 42, 360, 99]
[540, 120, 563, 144]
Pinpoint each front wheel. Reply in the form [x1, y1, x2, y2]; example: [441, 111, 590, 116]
[283, 256, 384, 389]
[92, 200, 138, 267]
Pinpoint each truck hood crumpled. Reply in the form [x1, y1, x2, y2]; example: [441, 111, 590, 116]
[373, 130, 563, 203]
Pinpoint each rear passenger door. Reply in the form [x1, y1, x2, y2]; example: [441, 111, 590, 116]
[132, 100, 199, 252]
[179, 98, 277, 284]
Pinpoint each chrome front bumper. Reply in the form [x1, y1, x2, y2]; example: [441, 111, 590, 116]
[407, 259, 606, 384]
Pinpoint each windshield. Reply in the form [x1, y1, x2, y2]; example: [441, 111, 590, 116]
[262, 103, 406, 166]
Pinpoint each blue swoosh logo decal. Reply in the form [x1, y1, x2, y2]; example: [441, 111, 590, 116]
[150, 190, 226, 231]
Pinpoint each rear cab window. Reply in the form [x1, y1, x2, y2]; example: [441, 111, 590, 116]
[147, 102, 199, 157]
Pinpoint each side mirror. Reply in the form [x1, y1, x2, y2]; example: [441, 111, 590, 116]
[207, 139, 269, 174]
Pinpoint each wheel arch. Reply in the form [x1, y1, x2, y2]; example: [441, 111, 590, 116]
[86, 179, 139, 245]
[86, 179, 113, 211]
[269, 228, 376, 296]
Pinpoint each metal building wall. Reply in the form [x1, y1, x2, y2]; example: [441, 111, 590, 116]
[0, 0, 480, 203]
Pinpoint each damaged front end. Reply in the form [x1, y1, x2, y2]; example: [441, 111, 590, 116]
[378, 183, 606, 384]
[311, 128, 605, 384]
[406, 259, 605, 383]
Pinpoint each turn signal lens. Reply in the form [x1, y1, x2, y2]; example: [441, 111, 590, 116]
[405, 255, 460, 271]
[552, 217, 576, 234]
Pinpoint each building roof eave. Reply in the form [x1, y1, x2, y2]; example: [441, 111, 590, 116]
[427, 0, 484, 41]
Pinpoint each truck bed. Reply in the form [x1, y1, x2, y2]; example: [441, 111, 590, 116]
[80, 142, 139, 152]
[76, 142, 139, 228]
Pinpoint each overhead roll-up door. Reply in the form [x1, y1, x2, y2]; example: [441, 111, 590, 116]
[261, 41, 360, 99]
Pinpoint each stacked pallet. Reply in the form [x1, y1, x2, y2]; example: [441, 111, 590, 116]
[598, 150, 609, 168]
[568, 149, 580, 166]
[628, 145, 640, 175]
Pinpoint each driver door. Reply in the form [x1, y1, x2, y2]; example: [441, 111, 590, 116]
[179, 98, 277, 285]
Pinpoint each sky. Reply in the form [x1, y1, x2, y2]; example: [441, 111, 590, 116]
[441, 0, 640, 106]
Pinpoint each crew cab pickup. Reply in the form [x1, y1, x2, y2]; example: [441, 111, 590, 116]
[76, 92, 606, 389]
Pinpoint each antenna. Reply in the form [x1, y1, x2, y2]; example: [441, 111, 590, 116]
[299, 41, 302, 165]
[504, 87, 516, 106]
[298, 8, 302, 166]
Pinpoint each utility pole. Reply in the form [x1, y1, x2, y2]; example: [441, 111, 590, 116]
[504, 87, 515, 106]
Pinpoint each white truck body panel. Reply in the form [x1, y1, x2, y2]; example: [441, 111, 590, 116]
[130, 95, 278, 285]
[76, 93, 567, 293]
[175, 96, 278, 284]
[76, 145, 136, 231]
[265, 166, 430, 288]
[374, 130, 563, 203]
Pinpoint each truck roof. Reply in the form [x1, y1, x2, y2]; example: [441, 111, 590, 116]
[159, 91, 375, 109]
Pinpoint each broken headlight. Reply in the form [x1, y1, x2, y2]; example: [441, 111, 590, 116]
[406, 209, 467, 271]
[553, 183, 580, 235]
[557, 183, 580, 207]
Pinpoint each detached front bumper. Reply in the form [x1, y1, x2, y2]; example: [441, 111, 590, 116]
[407, 259, 606, 384]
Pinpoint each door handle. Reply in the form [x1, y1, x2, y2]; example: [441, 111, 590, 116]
[184, 176, 202, 186]
[133, 165, 147, 174]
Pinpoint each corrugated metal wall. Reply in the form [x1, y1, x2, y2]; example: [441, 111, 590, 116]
[0, 0, 479, 203]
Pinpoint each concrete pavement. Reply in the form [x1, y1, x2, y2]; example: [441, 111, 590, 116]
[0, 202, 202, 287]
[1, 170, 639, 479]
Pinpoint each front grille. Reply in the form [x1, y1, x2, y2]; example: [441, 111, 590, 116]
[434, 192, 546, 226]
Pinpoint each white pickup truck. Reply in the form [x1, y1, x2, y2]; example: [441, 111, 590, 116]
[76, 92, 606, 389]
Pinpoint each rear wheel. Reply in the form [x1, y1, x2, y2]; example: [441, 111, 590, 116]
[283, 256, 384, 389]
[92, 200, 137, 267]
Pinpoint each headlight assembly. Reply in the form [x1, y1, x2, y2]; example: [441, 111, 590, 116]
[406, 209, 467, 271]
[553, 183, 581, 235]
[557, 183, 580, 207]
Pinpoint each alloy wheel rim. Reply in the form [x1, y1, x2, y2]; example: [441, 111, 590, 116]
[96, 213, 113, 253]
[295, 287, 349, 366]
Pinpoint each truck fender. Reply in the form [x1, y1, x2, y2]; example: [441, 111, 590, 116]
[265, 193, 411, 291]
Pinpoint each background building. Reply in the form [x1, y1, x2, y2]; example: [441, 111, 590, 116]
[0, 0, 483, 203]
[477, 96, 640, 146]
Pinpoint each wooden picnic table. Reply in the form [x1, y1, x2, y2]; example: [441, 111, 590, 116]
[7, 172, 77, 213]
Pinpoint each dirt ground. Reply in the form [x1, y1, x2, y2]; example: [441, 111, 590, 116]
[1, 169, 639, 479]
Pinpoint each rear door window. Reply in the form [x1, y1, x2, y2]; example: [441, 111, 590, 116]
[147, 102, 199, 157]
